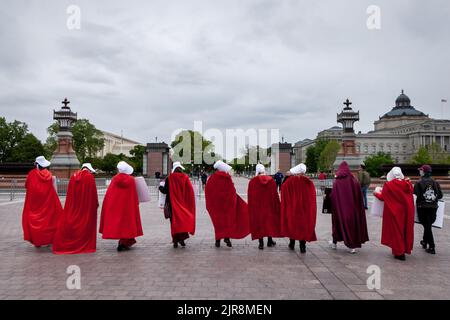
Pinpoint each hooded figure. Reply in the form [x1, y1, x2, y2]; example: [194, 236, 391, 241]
[280, 163, 317, 253]
[205, 160, 250, 248]
[52, 164, 99, 254]
[374, 167, 415, 260]
[330, 161, 369, 253]
[22, 156, 63, 247]
[248, 164, 281, 249]
[159, 161, 196, 248]
[99, 161, 143, 251]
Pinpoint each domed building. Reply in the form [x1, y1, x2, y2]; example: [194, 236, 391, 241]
[293, 91, 450, 165]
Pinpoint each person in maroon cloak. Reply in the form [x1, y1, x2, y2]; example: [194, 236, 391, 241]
[205, 160, 249, 248]
[248, 164, 281, 250]
[100, 161, 143, 251]
[330, 161, 369, 253]
[159, 161, 196, 248]
[280, 163, 317, 253]
[22, 156, 63, 247]
[374, 167, 415, 261]
[53, 163, 99, 254]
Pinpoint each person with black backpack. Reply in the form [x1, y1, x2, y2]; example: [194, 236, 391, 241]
[414, 165, 443, 255]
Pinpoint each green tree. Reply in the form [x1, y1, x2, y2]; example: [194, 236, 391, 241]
[428, 142, 448, 164]
[411, 146, 432, 165]
[47, 119, 105, 163]
[10, 133, 45, 162]
[0, 117, 29, 162]
[171, 130, 217, 170]
[305, 139, 329, 173]
[364, 152, 394, 177]
[129, 145, 146, 174]
[318, 140, 341, 172]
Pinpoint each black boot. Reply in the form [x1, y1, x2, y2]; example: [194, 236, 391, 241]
[426, 247, 436, 254]
[173, 242, 178, 248]
[117, 244, 125, 252]
[420, 240, 427, 249]
[224, 238, 232, 247]
[179, 240, 186, 247]
[258, 239, 264, 250]
[215, 240, 221, 247]
[300, 241, 306, 254]
[394, 254, 406, 261]
[288, 239, 295, 250]
[267, 237, 276, 247]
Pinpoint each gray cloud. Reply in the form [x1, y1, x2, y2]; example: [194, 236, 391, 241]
[0, 0, 449, 159]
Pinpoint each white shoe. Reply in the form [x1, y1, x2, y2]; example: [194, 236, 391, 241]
[329, 240, 337, 250]
[349, 249, 357, 254]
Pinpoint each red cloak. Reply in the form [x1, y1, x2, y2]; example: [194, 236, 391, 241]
[375, 179, 415, 256]
[53, 170, 99, 254]
[99, 173, 143, 239]
[280, 175, 317, 241]
[22, 168, 63, 247]
[330, 162, 369, 248]
[168, 172, 196, 236]
[248, 175, 281, 240]
[205, 171, 250, 240]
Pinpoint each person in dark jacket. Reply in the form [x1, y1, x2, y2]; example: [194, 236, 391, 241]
[414, 165, 443, 254]
[274, 170, 284, 192]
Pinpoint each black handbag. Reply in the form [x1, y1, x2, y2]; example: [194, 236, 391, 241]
[322, 188, 333, 214]
[164, 202, 172, 219]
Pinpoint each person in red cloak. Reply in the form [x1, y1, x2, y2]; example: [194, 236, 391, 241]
[22, 156, 63, 247]
[330, 161, 369, 254]
[374, 167, 415, 261]
[52, 163, 99, 254]
[248, 164, 281, 250]
[205, 160, 249, 248]
[99, 161, 143, 251]
[159, 161, 196, 248]
[280, 163, 317, 253]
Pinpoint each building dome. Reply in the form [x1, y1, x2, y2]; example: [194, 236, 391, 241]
[395, 90, 411, 107]
[380, 90, 427, 119]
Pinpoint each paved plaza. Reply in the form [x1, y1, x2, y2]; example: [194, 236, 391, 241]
[0, 177, 449, 300]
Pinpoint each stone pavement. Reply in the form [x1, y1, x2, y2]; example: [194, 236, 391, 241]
[0, 177, 449, 300]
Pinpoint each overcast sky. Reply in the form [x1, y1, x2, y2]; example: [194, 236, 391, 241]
[1, 0, 449, 159]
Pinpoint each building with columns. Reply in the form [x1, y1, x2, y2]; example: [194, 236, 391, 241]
[292, 91, 450, 166]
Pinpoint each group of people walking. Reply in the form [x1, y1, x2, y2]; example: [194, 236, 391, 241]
[22, 155, 443, 261]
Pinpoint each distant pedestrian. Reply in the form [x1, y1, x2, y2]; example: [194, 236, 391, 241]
[159, 162, 196, 248]
[201, 171, 208, 190]
[329, 161, 369, 254]
[414, 165, 443, 255]
[22, 156, 63, 248]
[358, 164, 371, 210]
[374, 167, 414, 261]
[280, 163, 317, 254]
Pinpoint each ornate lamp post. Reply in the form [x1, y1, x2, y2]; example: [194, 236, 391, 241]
[50, 98, 80, 179]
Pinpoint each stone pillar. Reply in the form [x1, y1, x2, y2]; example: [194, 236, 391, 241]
[144, 142, 172, 178]
[51, 98, 80, 179]
[270, 142, 292, 175]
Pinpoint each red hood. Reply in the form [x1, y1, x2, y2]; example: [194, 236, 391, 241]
[73, 169, 91, 182]
[256, 175, 273, 186]
[35, 168, 53, 182]
[113, 173, 134, 188]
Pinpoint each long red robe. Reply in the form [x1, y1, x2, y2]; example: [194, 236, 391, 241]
[205, 171, 250, 240]
[330, 162, 369, 248]
[22, 168, 63, 247]
[99, 173, 143, 239]
[168, 172, 196, 236]
[53, 170, 99, 254]
[248, 175, 281, 240]
[280, 175, 317, 241]
[375, 179, 415, 256]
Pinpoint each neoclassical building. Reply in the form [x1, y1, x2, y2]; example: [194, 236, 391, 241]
[293, 91, 450, 164]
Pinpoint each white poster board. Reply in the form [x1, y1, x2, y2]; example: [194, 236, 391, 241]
[414, 194, 445, 229]
[158, 181, 166, 208]
[52, 176, 57, 193]
[135, 176, 151, 203]
[370, 197, 384, 217]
